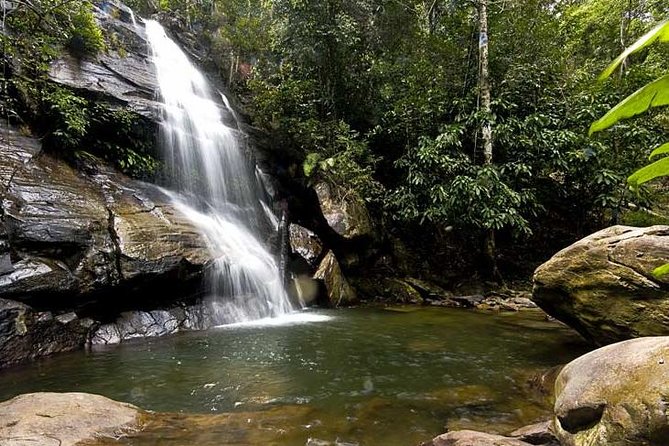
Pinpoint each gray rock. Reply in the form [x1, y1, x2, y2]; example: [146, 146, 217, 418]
[533, 225, 669, 344]
[0, 299, 93, 368]
[91, 302, 218, 345]
[49, 5, 161, 121]
[554, 336, 669, 446]
[289, 223, 322, 267]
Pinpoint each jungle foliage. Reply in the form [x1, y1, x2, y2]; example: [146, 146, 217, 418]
[1, 0, 157, 178]
[145, 0, 668, 274]
[4, 0, 669, 276]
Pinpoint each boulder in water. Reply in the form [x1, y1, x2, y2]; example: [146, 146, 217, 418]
[0, 392, 142, 446]
[532, 225, 669, 345]
[553, 336, 669, 446]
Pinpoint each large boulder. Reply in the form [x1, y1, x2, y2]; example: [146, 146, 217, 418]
[532, 225, 669, 345]
[553, 336, 669, 446]
[0, 392, 142, 446]
[314, 182, 373, 240]
[0, 124, 211, 306]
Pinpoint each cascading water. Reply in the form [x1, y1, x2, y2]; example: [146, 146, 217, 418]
[144, 20, 297, 324]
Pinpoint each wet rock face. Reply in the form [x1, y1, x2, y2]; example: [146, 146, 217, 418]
[289, 223, 323, 267]
[92, 303, 218, 345]
[0, 125, 212, 307]
[532, 225, 669, 345]
[553, 337, 669, 446]
[49, 4, 161, 121]
[0, 299, 94, 368]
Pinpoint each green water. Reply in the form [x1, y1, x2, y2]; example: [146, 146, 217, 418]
[0, 307, 588, 445]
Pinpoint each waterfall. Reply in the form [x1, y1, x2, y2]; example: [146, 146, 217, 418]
[144, 20, 297, 324]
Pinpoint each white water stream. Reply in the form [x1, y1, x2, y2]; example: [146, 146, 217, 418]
[145, 20, 297, 324]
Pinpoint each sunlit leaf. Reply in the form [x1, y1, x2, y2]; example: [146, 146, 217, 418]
[652, 263, 669, 278]
[590, 74, 669, 135]
[627, 156, 669, 189]
[649, 142, 669, 160]
[599, 19, 669, 80]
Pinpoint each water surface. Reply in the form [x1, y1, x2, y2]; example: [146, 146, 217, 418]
[0, 307, 588, 445]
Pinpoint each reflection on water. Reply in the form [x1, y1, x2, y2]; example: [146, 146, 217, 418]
[0, 307, 588, 445]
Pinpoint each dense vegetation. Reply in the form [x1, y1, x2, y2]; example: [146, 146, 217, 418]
[2, 0, 669, 280]
[0, 0, 158, 178]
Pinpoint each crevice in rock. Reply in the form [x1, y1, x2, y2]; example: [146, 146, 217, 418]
[558, 403, 605, 434]
[99, 59, 155, 99]
[106, 208, 124, 282]
[606, 252, 669, 292]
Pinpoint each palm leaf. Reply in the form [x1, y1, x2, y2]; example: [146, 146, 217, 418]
[653, 263, 669, 278]
[589, 73, 669, 135]
[649, 142, 669, 160]
[599, 19, 669, 80]
[627, 156, 669, 189]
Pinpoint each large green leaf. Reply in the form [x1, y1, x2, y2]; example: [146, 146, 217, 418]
[649, 142, 669, 160]
[628, 156, 669, 189]
[589, 73, 669, 135]
[653, 263, 669, 278]
[599, 19, 669, 80]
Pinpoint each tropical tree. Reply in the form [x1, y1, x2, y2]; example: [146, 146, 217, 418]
[589, 19, 669, 275]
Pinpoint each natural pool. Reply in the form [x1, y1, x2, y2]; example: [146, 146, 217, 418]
[0, 307, 588, 445]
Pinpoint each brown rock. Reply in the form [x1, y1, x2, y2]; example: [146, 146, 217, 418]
[423, 430, 532, 446]
[0, 392, 142, 446]
[314, 182, 373, 240]
[532, 225, 669, 345]
[314, 251, 357, 306]
[553, 336, 669, 446]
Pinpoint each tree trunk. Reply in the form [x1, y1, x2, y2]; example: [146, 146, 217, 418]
[478, 0, 500, 281]
[479, 0, 492, 166]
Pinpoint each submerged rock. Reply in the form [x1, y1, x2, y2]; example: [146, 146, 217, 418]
[314, 251, 357, 307]
[532, 225, 669, 344]
[423, 430, 534, 445]
[0, 392, 142, 446]
[553, 336, 669, 446]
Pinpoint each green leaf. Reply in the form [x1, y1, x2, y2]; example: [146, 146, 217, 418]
[599, 19, 669, 80]
[627, 156, 669, 189]
[590, 74, 669, 135]
[649, 142, 669, 160]
[652, 263, 669, 278]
